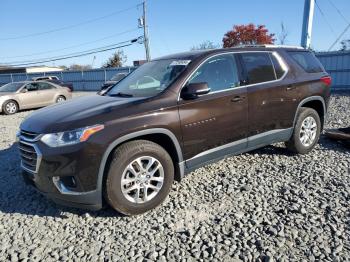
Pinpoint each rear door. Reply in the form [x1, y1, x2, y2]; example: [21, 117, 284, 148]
[178, 53, 248, 169]
[239, 51, 298, 146]
[36, 82, 57, 106]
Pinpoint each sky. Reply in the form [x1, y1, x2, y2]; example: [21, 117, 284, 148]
[1, 0, 350, 68]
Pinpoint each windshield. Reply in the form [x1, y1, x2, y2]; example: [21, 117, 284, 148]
[0, 82, 24, 92]
[108, 59, 190, 97]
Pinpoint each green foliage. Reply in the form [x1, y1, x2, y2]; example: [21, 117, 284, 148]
[103, 50, 127, 68]
[191, 41, 220, 50]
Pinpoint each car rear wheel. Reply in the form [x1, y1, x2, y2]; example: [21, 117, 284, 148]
[285, 107, 321, 154]
[56, 96, 66, 103]
[104, 140, 174, 215]
[3, 100, 19, 115]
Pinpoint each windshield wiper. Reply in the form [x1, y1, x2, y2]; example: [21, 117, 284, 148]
[109, 92, 134, 98]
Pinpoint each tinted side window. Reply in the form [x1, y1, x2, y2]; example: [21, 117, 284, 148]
[38, 83, 54, 90]
[241, 53, 276, 84]
[26, 83, 38, 91]
[270, 53, 286, 79]
[288, 51, 324, 73]
[189, 54, 240, 92]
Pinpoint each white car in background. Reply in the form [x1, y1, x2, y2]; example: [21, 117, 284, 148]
[0, 81, 72, 115]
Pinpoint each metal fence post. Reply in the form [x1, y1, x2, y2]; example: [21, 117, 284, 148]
[10, 74, 13, 83]
[81, 70, 84, 91]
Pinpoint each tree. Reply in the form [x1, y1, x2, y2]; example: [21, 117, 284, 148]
[58, 65, 68, 70]
[103, 50, 127, 68]
[191, 41, 220, 50]
[278, 22, 289, 45]
[69, 64, 92, 71]
[340, 40, 350, 51]
[223, 24, 275, 48]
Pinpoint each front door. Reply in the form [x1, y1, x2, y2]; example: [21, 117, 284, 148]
[17, 83, 42, 109]
[178, 53, 248, 169]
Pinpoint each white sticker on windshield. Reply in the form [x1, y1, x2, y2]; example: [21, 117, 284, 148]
[170, 60, 191, 66]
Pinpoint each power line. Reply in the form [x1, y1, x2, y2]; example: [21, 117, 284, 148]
[5, 37, 142, 64]
[324, 0, 350, 50]
[6, 37, 140, 64]
[0, 28, 140, 60]
[326, 0, 350, 24]
[5, 41, 139, 67]
[4, 37, 143, 67]
[0, 4, 141, 41]
[5, 41, 131, 64]
[315, 0, 337, 36]
[328, 24, 350, 51]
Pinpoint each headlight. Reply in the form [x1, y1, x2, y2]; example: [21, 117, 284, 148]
[41, 125, 104, 147]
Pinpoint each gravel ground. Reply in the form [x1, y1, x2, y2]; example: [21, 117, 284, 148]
[0, 92, 349, 261]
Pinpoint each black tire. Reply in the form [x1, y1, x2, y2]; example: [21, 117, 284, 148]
[56, 96, 66, 103]
[2, 100, 19, 115]
[285, 107, 321, 154]
[104, 140, 174, 215]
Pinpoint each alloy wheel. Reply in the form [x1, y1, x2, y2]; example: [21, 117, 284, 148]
[299, 116, 317, 147]
[121, 156, 164, 204]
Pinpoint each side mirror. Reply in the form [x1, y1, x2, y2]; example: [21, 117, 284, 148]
[181, 82, 210, 99]
[21, 88, 28, 93]
[97, 89, 107, 96]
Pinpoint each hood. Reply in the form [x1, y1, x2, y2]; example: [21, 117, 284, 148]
[20, 94, 143, 134]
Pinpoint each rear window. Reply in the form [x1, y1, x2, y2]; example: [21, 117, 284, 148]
[288, 51, 324, 73]
[241, 53, 276, 84]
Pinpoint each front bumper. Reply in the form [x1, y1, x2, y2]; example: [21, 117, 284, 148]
[18, 133, 105, 210]
[22, 171, 102, 210]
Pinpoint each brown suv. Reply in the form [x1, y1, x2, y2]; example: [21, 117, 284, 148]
[18, 45, 331, 215]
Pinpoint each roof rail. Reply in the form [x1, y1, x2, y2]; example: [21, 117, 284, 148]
[235, 44, 304, 49]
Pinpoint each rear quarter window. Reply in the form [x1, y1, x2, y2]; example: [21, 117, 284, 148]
[270, 53, 287, 79]
[288, 51, 324, 73]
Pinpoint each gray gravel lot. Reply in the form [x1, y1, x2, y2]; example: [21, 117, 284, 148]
[0, 92, 349, 261]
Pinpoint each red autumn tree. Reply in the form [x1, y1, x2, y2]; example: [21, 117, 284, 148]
[223, 24, 275, 48]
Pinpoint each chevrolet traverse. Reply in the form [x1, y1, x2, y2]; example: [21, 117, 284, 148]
[18, 45, 331, 215]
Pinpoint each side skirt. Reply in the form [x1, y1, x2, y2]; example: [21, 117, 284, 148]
[184, 128, 293, 174]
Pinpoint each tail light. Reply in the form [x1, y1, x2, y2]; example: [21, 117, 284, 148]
[66, 87, 72, 92]
[320, 76, 332, 87]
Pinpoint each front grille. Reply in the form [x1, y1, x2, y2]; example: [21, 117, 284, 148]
[20, 130, 40, 142]
[19, 141, 40, 173]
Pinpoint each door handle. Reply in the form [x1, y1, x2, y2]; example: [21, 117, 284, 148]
[231, 96, 244, 102]
[286, 85, 296, 91]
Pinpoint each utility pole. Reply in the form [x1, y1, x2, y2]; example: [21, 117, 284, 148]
[91, 56, 96, 68]
[142, 1, 151, 61]
[301, 0, 315, 49]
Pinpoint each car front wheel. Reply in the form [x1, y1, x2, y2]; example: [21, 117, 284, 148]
[3, 100, 19, 115]
[104, 140, 174, 215]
